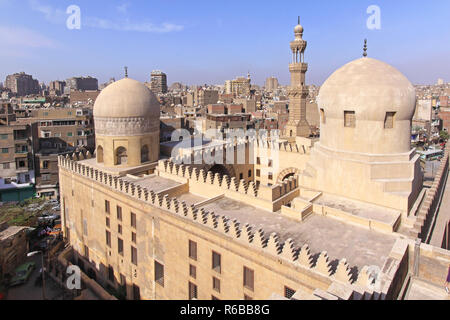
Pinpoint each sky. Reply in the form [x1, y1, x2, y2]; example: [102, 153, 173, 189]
[0, 0, 449, 86]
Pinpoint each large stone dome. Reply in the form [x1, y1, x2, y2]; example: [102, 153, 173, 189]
[94, 78, 160, 118]
[318, 57, 416, 122]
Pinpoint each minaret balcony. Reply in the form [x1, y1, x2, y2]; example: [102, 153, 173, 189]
[289, 63, 308, 72]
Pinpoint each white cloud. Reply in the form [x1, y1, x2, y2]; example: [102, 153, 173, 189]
[30, 0, 184, 33]
[116, 2, 130, 14]
[85, 17, 184, 33]
[0, 25, 56, 48]
[29, 0, 66, 24]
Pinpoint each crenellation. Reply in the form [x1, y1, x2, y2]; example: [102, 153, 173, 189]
[266, 233, 282, 255]
[315, 251, 333, 277]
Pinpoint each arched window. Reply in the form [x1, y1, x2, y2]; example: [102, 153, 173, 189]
[141, 145, 149, 163]
[97, 146, 104, 163]
[116, 147, 128, 165]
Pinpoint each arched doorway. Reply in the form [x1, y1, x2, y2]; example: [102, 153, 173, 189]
[208, 164, 231, 177]
[276, 167, 299, 184]
[97, 146, 104, 163]
[116, 147, 128, 165]
[141, 145, 149, 163]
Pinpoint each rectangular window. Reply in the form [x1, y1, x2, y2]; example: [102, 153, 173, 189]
[248, 170, 252, 178]
[189, 264, 196, 279]
[243, 266, 254, 291]
[189, 282, 198, 300]
[268, 172, 273, 180]
[256, 157, 261, 165]
[268, 159, 273, 167]
[384, 112, 396, 129]
[106, 230, 111, 247]
[132, 232, 136, 244]
[213, 277, 220, 293]
[67, 132, 73, 137]
[106, 217, 110, 228]
[117, 206, 122, 221]
[108, 265, 114, 282]
[82, 219, 88, 236]
[118, 238, 124, 256]
[84, 245, 89, 260]
[120, 274, 126, 287]
[131, 212, 136, 229]
[2, 148, 8, 154]
[0, 134, 8, 140]
[118, 224, 122, 235]
[133, 284, 140, 300]
[320, 108, 326, 124]
[131, 246, 138, 265]
[212, 251, 221, 274]
[239, 173, 243, 180]
[155, 261, 164, 287]
[344, 111, 356, 128]
[105, 200, 110, 214]
[3, 163, 10, 169]
[256, 170, 261, 177]
[284, 286, 296, 299]
[189, 240, 197, 260]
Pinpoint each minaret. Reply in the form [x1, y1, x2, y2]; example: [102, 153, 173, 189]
[285, 17, 311, 139]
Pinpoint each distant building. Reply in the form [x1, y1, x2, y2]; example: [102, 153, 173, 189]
[265, 77, 279, 92]
[70, 90, 101, 105]
[49, 81, 66, 96]
[437, 78, 444, 85]
[66, 77, 99, 91]
[0, 104, 38, 201]
[5, 72, 40, 97]
[150, 70, 168, 94]
[227, 74, 251, 96]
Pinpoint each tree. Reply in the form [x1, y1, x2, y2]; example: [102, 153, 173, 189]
[440, 130, 449, 141]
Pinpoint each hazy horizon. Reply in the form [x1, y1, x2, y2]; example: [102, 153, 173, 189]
[0, 0, 449, 87]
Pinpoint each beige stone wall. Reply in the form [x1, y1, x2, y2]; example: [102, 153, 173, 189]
[96, 133, 159, 167]
[59, 167, 334, 300]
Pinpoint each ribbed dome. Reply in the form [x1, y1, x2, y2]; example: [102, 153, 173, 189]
[94, 78, 160, 118]
[318, 57, 416, 122]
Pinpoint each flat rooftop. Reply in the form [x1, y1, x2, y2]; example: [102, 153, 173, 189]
[121, 175, 181, 194]
[197, 197, 397, 270]
[313, 193, 401, 226]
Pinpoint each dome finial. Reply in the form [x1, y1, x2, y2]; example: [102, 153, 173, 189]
[363, 39, 368, 57]
[124, 66, 128, 78]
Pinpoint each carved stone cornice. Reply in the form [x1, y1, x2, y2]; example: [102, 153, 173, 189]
[94, 116, 160, 136]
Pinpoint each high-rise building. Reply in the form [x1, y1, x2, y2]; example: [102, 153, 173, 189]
[66, 76, 99, 91]
[5, 72, 40, 97]
[285, 18, 311, 139]
[265, 77, 279, 92]
[49, 81, 66, 96]
[150, 70, 168, 94]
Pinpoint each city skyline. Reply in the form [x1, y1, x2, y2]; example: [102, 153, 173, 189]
[0, 0, 449, 86]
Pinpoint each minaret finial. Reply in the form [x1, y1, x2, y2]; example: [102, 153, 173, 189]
[124, 66, 128, 78]
[298, 16, 300, 25]
[363, 39, 368, 57]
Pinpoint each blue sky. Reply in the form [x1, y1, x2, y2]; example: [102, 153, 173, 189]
[0, 0, 449, 86]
